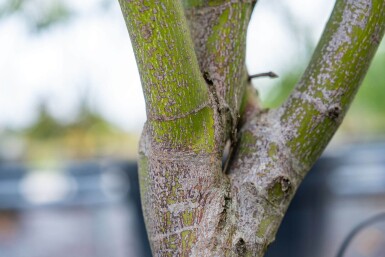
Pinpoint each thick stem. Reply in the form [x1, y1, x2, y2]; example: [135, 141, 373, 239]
[227, 0, 385, 256]
[139, 126, 229, 255]
[119, 1, 230, 255]
[119, 0, 214, 152]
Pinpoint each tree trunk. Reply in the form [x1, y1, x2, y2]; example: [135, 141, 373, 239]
[118, 0, 385, 256]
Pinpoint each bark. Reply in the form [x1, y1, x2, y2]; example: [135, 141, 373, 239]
[118, 0, 385, 256]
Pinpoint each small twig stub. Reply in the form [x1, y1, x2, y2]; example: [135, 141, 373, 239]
[248, 71, 279, 81]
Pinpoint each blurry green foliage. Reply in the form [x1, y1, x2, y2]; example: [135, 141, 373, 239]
[352, 50, 385, 114]
[25, 103, 64, 139]
[25, 100, 116, 140]
[344, 48, 385, 133]
[0, 0, 73, 32]
[33, 1, 73, 31]
[0, 0, 115, 33]
[0, 0, 24, 17]
[19, 99, 139, 163]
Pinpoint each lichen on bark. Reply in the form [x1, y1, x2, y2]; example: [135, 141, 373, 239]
[118, 0, 385, 256]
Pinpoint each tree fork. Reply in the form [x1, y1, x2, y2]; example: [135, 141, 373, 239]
[118, 0, 385, 256]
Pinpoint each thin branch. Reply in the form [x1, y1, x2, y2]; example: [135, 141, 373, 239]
[248, 71, 279, 81]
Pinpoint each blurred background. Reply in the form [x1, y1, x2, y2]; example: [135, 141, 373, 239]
[0, 0, 384, 256]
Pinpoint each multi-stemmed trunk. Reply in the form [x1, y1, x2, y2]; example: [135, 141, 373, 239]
[118, 0, 385, 256]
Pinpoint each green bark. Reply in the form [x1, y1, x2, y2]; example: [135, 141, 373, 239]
[184, 1, 254, 142]
[118, 0, 385, 256]
[275, 0, 385, 169]
[119, 0, 215, 152]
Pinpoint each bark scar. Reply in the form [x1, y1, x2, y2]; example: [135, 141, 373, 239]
[148, 101, 210, 121]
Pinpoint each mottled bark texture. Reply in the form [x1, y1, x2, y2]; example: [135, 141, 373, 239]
[118, 0, 385, 256]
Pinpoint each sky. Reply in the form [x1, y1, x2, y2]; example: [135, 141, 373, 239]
[0, 0, 335, 132]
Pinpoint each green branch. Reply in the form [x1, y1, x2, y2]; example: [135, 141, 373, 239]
[118, 0, 215, 152]
[274, 0, 385, 169]
[226, 2, 385, 255]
